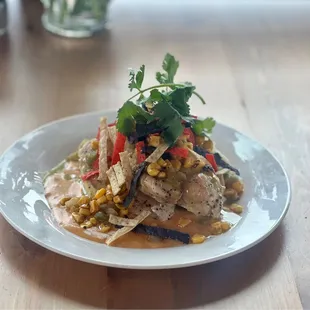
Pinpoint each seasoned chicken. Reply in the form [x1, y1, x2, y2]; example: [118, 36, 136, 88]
[178, 173, 224, 218]
[139, 173, 182, 205]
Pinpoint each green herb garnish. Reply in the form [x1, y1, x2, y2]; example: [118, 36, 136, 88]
[117, 53, 216, 145]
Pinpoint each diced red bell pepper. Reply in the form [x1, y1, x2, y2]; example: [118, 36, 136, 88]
[167, 147, 189, 158]
[136, 141, 146, 163]
[183, 128, 196, 145]
[81, 170, 99, 181]
[111, 132, 127, 165]
[205, 154, 218, 172]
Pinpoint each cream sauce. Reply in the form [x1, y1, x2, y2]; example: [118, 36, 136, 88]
[44, 161, 241, 248]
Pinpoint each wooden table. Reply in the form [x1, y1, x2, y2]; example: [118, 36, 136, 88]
[0, 0, 308, 308]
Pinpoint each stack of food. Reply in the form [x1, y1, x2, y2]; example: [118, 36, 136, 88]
[44, 54, 244, 248]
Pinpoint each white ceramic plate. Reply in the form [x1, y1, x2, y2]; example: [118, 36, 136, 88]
[0, 110, 291, 269]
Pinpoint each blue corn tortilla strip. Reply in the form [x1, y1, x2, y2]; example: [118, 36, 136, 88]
[194, 146, 240, 176]
[123, 162, 147, 208]
[133, 224, 190, 244]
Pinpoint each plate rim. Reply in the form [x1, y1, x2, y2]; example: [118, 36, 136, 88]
[0, 110, 292, 269]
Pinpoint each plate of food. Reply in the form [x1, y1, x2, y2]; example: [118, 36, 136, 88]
[0, 54, 290, 269]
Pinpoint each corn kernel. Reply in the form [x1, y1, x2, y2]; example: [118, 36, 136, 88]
[203, 139, 214, 152]
[79, 208, 91, 216]
[196, 136, 205, 146]
[191, 234, 206, 244]
[157, 172, 166, 178]
[183, 157, 195, 168]
[221, 221, 231, 232]
[119, 208, 129, 217]
[106, 193, 113, 201]
[231, 181, 244, 194]
[94, 188, 106, 200]
[113, 195, 123, 204]
[97, 195, 107, 205]
[60, 197, 71, 206]
[210, 222, 222, 235]
[106, 184, 112, 190]
[80, 203, 90, 209]
[91, 140, 99, 150]
[157, 158, 167, 167]
[72, 212, 85, 224]
[89, 217, 97, 225]
[100, 224, 111, 233]
[147, 163, 160, 177]
[65, 197, 79, 208]
[185, 142, 193, 150]
[89, 200, 99, 214]
[230, 203, 243, 214]
[78, 195, 90, 206]
[171, 159, 182, 171]
[178, 217, 192, 228]
[165, 160, 173, 169]
[224, 188, 238, 201]
[148, 135, 161, 147]
[80, 221, 93, 229]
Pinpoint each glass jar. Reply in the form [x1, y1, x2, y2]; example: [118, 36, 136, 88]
[0, 0, 7, 36]
[41, 0, 110, 38]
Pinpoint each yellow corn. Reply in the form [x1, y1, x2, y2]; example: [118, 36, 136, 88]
[78, 195, 90, 206]
[196, 136, 205, 146]
[99, 224, 111, 233]
[148, 135, 161, 147]
[60, 197, 71, 206]
[119, 208, 129, 217]
[231, 181, 244, 194]
[97, 195, 107, 205]
[171, 159, 182, 171]
[211, 222, 223, 235]
[80, 203, 90, 209]
[185, 142, 193, 150]
[183, 157, 195, 168]
[113, 195, 123, 204]
[89, 200, 99, 214]
[157, 158, 167, 167]
[203, 139, 214, 152]
[80, 221, 93, 229]
[94, 188, 106, 199]
[79, 208, 91, 216]
[165, 160, 173, 169]
[91, 140, 99, 150]
[72, 212, 85, 224]
[178, 217, 192, 228]
[224, 188, 238, 201]
[147, 163, 160, 177]
[230, 203, 243, 214]
[106, 184, 111, 190]
[106, 193, 113, 201]
[221, 221, 231, 232]
[89, 217, 97, 225]
[157, 171, 166, 178]
[191, 234, 206, 244]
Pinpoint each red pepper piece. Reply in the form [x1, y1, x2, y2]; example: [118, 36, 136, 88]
[111, 132, 127, 165]
[81, 170, 99, 181]
[183, 128, 196, 145]
[167, 147, 189, 158]
[136, 141, 146, 163]
[205, 154, 218, 172]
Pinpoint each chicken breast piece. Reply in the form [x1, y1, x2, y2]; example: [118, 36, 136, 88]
[139, 174, 182, 205]
[178, 173, 225, 218]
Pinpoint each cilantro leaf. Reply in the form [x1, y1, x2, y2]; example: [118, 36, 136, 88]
[161, 117, 184, 145]
[117, 101, 152, 135]
[128, 65, 145, 92]
[168, 85, 195, 116]
[156, 53, 179, 84]
[191, 117, 216, 136]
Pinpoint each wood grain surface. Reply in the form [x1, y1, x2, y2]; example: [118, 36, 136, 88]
[0, 0, 309, 309]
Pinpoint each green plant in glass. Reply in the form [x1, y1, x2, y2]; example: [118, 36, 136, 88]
[41, 0, 110, 38]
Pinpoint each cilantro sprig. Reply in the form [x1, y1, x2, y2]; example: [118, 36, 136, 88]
[117, 53, 215, 145]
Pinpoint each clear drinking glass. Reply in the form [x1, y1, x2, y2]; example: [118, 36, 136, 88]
[41, 0, 110, 38]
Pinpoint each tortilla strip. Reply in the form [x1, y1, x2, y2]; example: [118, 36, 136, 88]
[106, 210, 151, 245]
[98, 117, 108, 183]
[119, 151, 133, 189]
[108, 214, 139, 227]
[108, 125, 117, 146]
[113, 162, 126, 188]
[145, 142, 169, 163]
[129, 152, 137, 169]
[106, 167, 121, 195]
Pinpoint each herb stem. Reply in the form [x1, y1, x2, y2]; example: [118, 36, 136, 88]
[126, 84, 206, 105]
